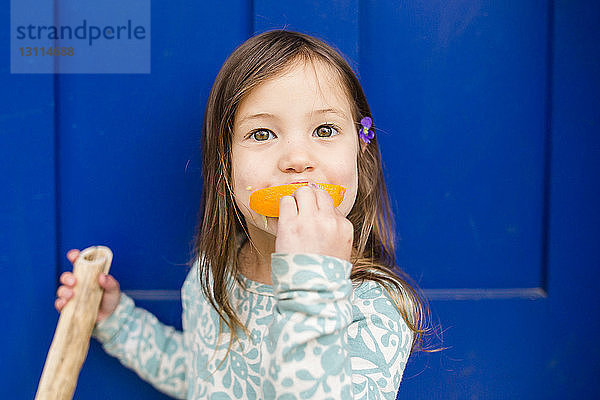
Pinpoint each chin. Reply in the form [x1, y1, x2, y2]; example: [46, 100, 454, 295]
[248, 213, 278, 236]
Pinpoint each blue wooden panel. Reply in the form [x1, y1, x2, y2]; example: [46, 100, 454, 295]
[0, 2, 56, 398]
[543, 0, 600, 393]
[361, 1, 548, 289]
[0, 83, 57, 397]
[254, 0, 359, 65]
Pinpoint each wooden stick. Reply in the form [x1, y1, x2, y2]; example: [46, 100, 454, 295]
[35, 246, 113, 400]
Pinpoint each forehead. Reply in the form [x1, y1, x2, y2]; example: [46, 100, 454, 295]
[235, 59, 353, 123]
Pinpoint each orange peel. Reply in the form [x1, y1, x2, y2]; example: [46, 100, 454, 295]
[249, 183, 346, 217]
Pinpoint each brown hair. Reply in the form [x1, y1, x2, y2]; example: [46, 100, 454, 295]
[189, 29, 438, 356]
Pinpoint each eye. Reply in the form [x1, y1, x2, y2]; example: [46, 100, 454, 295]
[248, 129, 276, 141]
[314, 124, 340, 138]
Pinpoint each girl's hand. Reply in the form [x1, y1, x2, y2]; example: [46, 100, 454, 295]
[55, 249, 122, 323]
[275, 183, 354, 262]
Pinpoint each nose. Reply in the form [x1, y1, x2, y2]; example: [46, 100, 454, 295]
[277, 138, 316, 174]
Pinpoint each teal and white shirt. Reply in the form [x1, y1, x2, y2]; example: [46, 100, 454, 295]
[93, 253, 413, 399]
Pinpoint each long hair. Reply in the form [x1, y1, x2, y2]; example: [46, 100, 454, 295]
[189, 29, 437, 355]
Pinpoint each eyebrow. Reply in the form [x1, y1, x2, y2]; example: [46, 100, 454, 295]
[237, 108, 349, 125]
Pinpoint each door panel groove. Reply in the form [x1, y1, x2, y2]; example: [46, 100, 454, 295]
[423, 287, 547, 300]
[124, 290, 182, 301]
[540, 0, 554, 294]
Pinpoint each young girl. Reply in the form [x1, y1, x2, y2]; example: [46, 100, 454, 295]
[56, 30, 430, 399]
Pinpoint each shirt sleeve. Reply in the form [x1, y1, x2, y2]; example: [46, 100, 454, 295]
[92, 292, 189, 399]
[349, 280, 414, 399]
[264, 253, 412, 399]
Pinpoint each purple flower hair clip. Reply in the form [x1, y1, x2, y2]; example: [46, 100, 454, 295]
[359, 117, 375, 144]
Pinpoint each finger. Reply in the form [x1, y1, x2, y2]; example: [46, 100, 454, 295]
[59, 272, 76, 286]
[57, 286, 74, 300]
[313, 186, 335, 214]
[99, 274, 120, 292]
[278, 195, 298, 221]
[293, 185, 318, 215]
[55, 297, 66, 311]
[66, 249, 80, 264]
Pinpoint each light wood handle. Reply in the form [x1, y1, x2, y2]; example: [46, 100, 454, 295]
[35, 246, 113, 400]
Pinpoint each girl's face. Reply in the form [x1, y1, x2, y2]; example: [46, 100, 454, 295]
[231, 60, 363, 236]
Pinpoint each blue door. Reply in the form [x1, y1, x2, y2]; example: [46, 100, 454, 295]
[2, 1, 599, 398]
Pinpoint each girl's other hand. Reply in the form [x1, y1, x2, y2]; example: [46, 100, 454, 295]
[275, 183, 354, 262]
[55, 249, 122, 323]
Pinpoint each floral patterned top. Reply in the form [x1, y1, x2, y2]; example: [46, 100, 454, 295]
[92, 252, 413, 399]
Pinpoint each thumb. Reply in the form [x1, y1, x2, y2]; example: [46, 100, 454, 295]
[99, 274, 119, 292]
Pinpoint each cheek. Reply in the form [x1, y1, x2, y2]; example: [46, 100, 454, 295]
[231, 162, 262, 219]
[232, 150, 251, 190]
[231, 164, 248, 208]
[233, 181, 251, 212]
[336, 160, 359, 216]
[343, 175, 359, 214]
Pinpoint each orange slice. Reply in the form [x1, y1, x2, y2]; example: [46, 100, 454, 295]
[249, 183, 346, 217]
